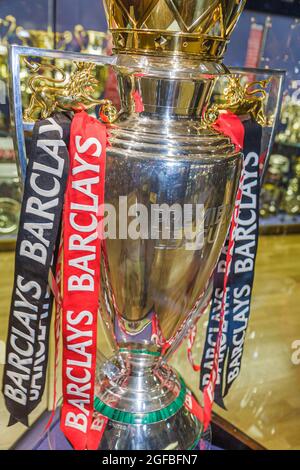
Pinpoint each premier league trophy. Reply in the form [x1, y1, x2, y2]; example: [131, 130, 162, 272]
[93, 0, 245, 450]
[6, 0, 263, 451]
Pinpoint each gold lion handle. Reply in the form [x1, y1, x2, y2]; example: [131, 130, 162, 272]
[23, 58, 121, 124]
[202, 75, 272, 128]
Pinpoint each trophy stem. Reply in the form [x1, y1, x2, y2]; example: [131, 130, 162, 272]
[96, 351, 203, 450]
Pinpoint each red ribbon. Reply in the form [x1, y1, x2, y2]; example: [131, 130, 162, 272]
[202, 168, 245, 430]
[60, 111, 106, 450]
[200, 112, 245, 429]
[184, 111, 245, 429]
[132, 90, 145, 113]
[184, 390, 204, 425]
[86, 412, 109, 450]
[212, 111, 245, 152]
[58, 109, 244, 447]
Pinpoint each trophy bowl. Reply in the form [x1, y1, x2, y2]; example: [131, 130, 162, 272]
[96, 103, 242, 449]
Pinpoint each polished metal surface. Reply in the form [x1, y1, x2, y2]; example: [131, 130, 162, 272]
[103, 0, 246, 59]
[8, 23, 246, 447]
[102, 126, 241, 342]
[96, 352, 202, 450]
[98, 54, 242, 351]
[99, 354, 181, 414]
[95, 54, 242, 449]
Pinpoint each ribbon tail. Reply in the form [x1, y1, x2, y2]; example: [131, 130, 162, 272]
[8, 414, 28, 427]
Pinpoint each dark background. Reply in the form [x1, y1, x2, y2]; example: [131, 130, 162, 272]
[246, 0, 300, 17]
[0, 0, 299, 94]
[0, 0, 107, 31]
[0, 1, 299, 34]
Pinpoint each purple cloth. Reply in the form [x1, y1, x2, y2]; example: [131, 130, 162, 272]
[15, 410, 221, 450]
[15, 411, 72, 450]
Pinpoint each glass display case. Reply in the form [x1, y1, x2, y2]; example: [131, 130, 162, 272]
[0, 0, 111, 248]
[0, 0, 299, 452]
[225, 1, 300, 233]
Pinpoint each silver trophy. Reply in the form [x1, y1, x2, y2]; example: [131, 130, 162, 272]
[8, 0, 283, 451]
[94, 0, 241, 450]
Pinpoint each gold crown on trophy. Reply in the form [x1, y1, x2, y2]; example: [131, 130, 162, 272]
[103, 0, 246, 59]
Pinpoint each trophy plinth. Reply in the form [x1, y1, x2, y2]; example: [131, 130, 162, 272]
[96, 352, 201, 449]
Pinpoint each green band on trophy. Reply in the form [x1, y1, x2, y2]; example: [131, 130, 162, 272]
[118, 348, 161, 357]
[94, 377, 186, 425]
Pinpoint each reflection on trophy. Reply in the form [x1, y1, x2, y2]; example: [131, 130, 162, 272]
[89, 0, 245, 450]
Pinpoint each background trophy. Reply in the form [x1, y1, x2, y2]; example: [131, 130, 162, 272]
[16, 27, 73, 50]
[8, 0, 283, 451]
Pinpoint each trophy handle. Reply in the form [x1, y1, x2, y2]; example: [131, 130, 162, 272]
[201, 75, 272, 128]
[201, 68, 285, 182]
[8, 45, 114, 186]
[8, 45, 121, 387]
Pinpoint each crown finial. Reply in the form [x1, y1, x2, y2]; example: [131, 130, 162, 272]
[103, 0, 246, 60]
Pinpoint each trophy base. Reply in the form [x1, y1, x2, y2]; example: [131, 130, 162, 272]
[95, 351, 203, 450]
